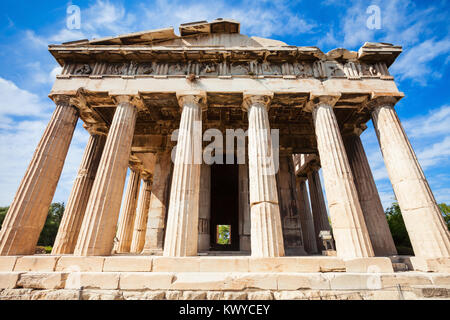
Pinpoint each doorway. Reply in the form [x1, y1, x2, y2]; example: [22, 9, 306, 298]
[210, 163, 240, 251]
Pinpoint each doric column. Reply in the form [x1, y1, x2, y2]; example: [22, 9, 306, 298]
[114, 169, 141, 253]
[243, 92, 285, 257]
[52, 133, 106, 254]
[130, 176, 152, 253]
[142, 151, 172, 255]
[296, 176, 318, 254]
[238, 163, 251, 252]
[163, 92, 205, 257]
[370, 96, 450, 258]
[343, 125, 397, 256]
[306, 166, 331, 251]
[198, 164, 211, 252]
[0, 96, 78, 255]
[74, 97, 137, 256]
[309, 94, 374, 258]
[276, 155, 306, 255]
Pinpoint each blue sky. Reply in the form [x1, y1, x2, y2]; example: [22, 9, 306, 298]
[0, 0, 449, 208]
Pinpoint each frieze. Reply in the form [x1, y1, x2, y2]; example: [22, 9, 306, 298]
[61, 60, 392, 80]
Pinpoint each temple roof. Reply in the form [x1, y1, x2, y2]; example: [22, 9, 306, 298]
[49, 19, 402, 67]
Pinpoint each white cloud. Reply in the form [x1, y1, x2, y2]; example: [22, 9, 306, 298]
[0, 77, 88, 206]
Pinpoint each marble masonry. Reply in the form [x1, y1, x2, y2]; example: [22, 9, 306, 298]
[0, 19, 449, 300]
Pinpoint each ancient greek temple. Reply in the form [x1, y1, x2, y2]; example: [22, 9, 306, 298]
[0, 19, 449, 282]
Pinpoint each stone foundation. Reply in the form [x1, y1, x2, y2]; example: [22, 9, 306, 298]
[0, 256, 449, 300]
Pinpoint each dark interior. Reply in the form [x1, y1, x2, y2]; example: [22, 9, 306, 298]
[210, 163, 240, 251]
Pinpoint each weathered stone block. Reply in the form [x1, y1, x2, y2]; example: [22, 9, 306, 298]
[273, 291, 305, 300]
[103, 256, 152, 272]
[247, 291, 273, 300]
[18, 272, 67, 289]
[65, 272, 120, 290]
[119, 272, 174, 290]
[80, 289, 123, 300]
[222, 291, 247, 300]
[431, 274, 450, 286]
[56, 256, 105, 272]
[30, 289, 80, 300]
[249, 257, 316, 272]
[234, 273, 278, 290]
[276, 273, 330, 290]
[0, 272, 20, 289]
[381, 273, 432, 287]
[344, 257, 394, 273]
[0, 257, 18, 271]
[199, 257, 249, 272]
[328, 273, 382, 290]
[153, 257, 201, 272]
[182, 291, 207, 300]
[410, 257, 450, 273]
[170, 273, 240, 291]
[14, 256, 58, 272]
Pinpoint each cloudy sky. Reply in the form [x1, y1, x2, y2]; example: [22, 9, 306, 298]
[0, 0, 449, 209]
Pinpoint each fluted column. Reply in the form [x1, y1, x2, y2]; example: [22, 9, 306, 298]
[343, 127, 397, 256]
[52, 134, 106, 254]
[276, 155, 306, 255]
[371, 97, 450, 258]
[163, 92, 205, 257]
[0, 96, 78, 255]
[243, 92, 285, 257]
[307, 167, 331, 251]
[198, 164, 211, 252]
[238, 163, 251, 251]
[74, 97, 137, 256]
[130, 177, 152, 253]
[114, 169, 141, 253]
[296, 176, 318, 254]
[310, 94, 374, 258]
[142, 151, 172, 254]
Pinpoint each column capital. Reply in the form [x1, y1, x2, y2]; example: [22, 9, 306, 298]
[364, 92, 404, 111]
[242, 91, 274, 112]
[111, 94, 135, 106]
[342, 123, 368, 137]
[305, 92, 341, 112]
[83, 123, 108, 137]
[176, 91, 207, 111]
[49, 94, 74, 108]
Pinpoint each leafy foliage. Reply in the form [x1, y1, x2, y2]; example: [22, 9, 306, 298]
[438, 203, 450, 230]
[385, 202, 414, 255]
[0, 203, 65, 249]
[217, 225, 231, 245]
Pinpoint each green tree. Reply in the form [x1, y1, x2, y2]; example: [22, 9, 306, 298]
[438, 203, 450, 230]
[0, 207, 8, 227]
[0, 203, 65, 249]
[217, 225, 231, 245]
[385, 202, 414, 255]
[37, 203, 65, 247]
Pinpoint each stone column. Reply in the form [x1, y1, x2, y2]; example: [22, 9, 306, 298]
[243, 92, 285, 257]
[142, 151, 172, 255]
[307, 167, 331, 251]
[310, 94, 374, 258]
[238, 163, 251, 252]
[343, 127, 397, 256]
[130, 176, 152, 253]
[52, 134, 106, 254]
[371, 96, 450, 258]
[276, 155, 306, 256]
[0, 96, 78, 255]
[74, 97, 137, 256]
[296, 176, 318, 254]
[198, 164, 211, 252]
[114, 169, 141, 253]
[163, 92, 205, 257]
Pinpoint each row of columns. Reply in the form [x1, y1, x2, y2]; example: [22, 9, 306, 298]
[0, 92, 448, 260]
